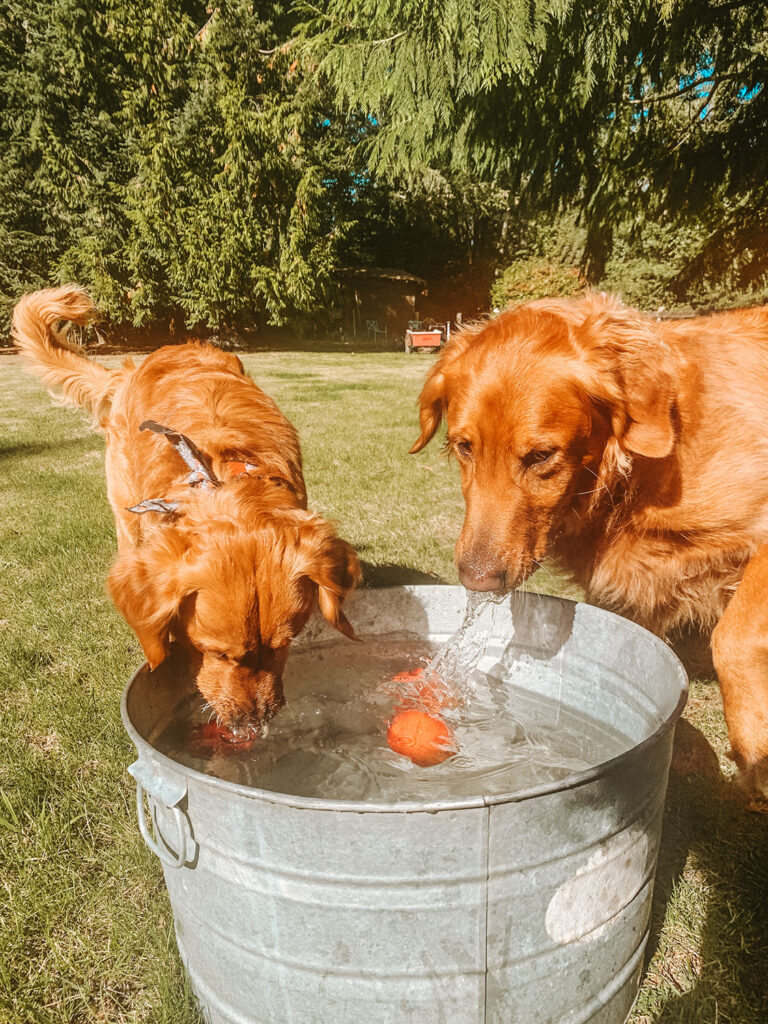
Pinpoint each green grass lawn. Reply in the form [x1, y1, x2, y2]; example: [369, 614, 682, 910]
[1, 351, 766, 1023]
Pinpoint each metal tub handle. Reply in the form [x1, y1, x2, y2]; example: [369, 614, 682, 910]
[129, 759, 196, 869]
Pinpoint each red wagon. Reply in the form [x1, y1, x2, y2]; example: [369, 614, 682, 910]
[404, 328, 444, 354]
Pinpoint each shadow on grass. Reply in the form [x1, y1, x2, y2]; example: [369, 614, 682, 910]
[668, 625, 715, 681]
[359, 561, 445, 588]
[644, 718, 768, 1021]
[0, 436, 96, 458]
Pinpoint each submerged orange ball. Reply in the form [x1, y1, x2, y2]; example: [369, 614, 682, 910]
[387, 708, 457, 767]
[389, 664, 460, 714]
[391, 667, 425, 684]
[189, 721, 256, 755]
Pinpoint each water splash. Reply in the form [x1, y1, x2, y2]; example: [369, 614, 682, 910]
[420, 589, 508, 704]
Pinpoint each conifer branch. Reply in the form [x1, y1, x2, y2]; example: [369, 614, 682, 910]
[258, 39, 297, 55]
[625, 72, 744, 105]
[670, 81, 720, 152]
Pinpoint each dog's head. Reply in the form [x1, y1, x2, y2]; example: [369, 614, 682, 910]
[108, 501, 360, 726]
[410, 294, 678, 591]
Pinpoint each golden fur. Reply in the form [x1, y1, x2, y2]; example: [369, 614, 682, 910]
[412, 292, 768, 796]
[13, 285, 360, 727]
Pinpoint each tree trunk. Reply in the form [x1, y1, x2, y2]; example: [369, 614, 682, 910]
[582, 221, 612, 283]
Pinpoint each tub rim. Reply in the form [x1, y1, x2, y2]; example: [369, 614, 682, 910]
[121, 587, 689, 814]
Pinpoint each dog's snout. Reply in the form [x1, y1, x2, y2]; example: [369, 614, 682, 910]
[196, 655, 287, 729]
[459, 569, 506, 592]
[457, 555, 507, 592]
[251, 674, 286, 722]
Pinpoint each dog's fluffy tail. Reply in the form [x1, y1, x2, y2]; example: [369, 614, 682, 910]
[12, 285, 118, 423]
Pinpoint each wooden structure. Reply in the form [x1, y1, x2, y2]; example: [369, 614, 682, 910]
[340, 268, 427, 343]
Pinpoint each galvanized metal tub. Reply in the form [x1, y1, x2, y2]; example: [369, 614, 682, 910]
[121, 585, 687, 1024]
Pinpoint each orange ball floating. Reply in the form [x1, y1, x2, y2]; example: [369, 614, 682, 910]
[387, 708, 458, 767]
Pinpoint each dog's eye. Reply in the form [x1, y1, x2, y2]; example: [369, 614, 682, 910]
[216, 652, 229, 661]
[455, 440, 472, 459]
[522, 447, 558, 468]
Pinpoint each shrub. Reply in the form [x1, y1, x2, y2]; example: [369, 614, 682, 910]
[490, 256, 585, 308]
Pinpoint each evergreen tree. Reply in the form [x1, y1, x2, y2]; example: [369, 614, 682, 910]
[299, 0, 768, 283]
[0, 1, 356, 331]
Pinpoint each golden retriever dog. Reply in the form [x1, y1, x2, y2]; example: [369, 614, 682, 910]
[13, 286, 360, 728]
[411, 292, 768, 797]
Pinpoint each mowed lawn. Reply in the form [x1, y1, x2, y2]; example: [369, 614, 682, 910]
[1, 350, 767, 1024]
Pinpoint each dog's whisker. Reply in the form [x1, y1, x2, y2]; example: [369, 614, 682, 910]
[199, 700, 218, 724]
[531, 558, 554, 580]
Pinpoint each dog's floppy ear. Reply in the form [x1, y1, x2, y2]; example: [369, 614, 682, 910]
[107, 534, 193, 668]
[410, 362, 447, 453]
[298, 530, 362, 639]
[410, 329, 477, 453]
[576, 307, 677, 459]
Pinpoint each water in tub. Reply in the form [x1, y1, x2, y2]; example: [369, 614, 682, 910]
[154, 592, 630, 801]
